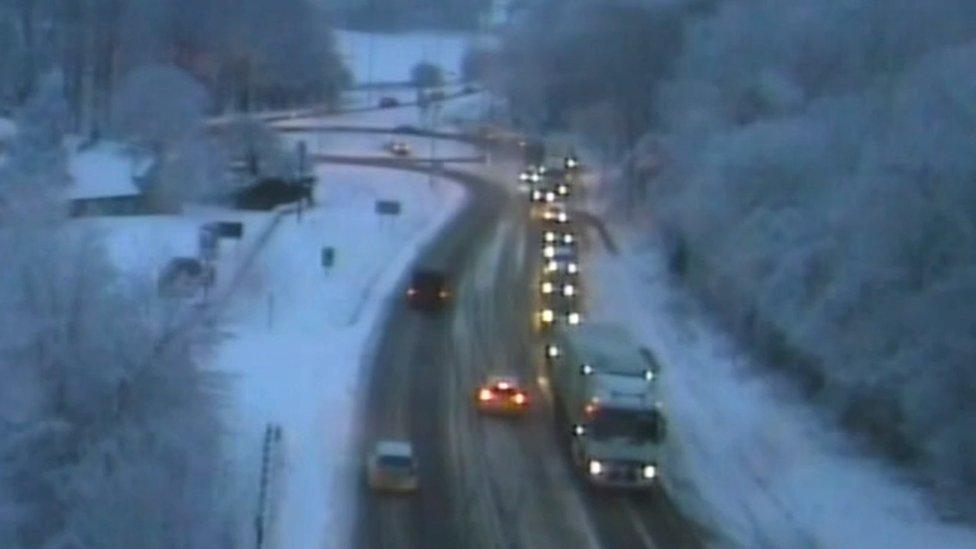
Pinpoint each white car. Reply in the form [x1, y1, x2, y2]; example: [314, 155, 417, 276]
[367, 440, 418, 493]
[388, 141, 411, 156]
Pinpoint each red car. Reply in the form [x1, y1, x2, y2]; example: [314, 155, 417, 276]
[475, 376, 530, 415]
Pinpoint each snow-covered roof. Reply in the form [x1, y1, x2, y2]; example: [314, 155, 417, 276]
[67, 142, 141, 199]
[374, 440, 413, 458]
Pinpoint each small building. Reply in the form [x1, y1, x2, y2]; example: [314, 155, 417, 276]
[67, 142, 164, 217]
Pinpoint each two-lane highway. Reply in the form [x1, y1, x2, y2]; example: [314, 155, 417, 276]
[319, 152, 704, 548]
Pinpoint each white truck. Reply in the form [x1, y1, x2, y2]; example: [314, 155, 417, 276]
[545, 323, 666, 489]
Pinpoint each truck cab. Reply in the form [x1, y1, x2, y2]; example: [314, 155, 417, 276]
[571, 373, 665, 487]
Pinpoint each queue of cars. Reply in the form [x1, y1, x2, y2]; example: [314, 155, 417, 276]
[525, 155, 668, 489]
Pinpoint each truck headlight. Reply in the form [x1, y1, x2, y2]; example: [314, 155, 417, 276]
[588, 460, 603, 476]
[642, 465, 657, 479]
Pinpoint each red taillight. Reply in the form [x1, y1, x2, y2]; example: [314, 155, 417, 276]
[478, 388, 494, 401]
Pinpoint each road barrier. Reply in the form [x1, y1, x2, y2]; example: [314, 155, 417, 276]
[255, 423, 284, 549]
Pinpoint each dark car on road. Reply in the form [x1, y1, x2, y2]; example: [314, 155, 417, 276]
[406, 270, 450, 311]
[378, 96, 400, 108]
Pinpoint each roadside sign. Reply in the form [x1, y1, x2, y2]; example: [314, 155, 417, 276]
[215, 221, 244, 239]
[321, 247, 335, 268]
[375, 200, 402, 216]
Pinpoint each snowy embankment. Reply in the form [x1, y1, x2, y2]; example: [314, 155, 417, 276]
[583, 228, 976, 548]
[215, 163, 467, 548]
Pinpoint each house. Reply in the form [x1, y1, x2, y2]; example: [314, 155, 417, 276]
[67, 142, 166, 217]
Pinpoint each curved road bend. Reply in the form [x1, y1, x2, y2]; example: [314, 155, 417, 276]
[311, 157, 704, 548]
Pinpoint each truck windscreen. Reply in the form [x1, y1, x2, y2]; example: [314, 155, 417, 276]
[588, 408, 664, 443]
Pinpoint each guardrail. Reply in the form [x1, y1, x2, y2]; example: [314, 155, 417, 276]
[255, 423, 285, 549]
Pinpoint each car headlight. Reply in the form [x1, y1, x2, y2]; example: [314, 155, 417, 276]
[545, 260, 558, 273]
[563, 234, 574, 244]
[589, 460, 603, 476]
[642, 465, 657, 479]
[541, 281, 553, 294]
[546, 345, 560, 358]
[557, 212, 568, 223]
[541, 309, 554, 323]
[532, 190, 542, 200]
[545, 192, 556, 203]
[530, 173, 541, 183]
[568, 263, 578, 274]
[544, 231, 556, 242]
[563, 284, 575, 297]
[543, 246, 555, 258]
[558, 184, 568, 195]
[519, 172, 530, 182]
[568, 312, 581, 325]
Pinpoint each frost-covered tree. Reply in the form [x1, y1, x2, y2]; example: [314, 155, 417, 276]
[0, 79, 229, 548]
[112, 64, 208, 154]
[219, 116, 299, 181]
[623, 0, 976, 516]
[411, 62, 445, 89]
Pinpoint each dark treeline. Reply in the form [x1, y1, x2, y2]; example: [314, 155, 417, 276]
[492, 0, 976, 519]
[0, 0, 348, 133]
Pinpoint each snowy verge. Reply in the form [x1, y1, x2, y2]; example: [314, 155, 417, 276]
[214, 164, 468, 549]
[583, 227, 976, 549]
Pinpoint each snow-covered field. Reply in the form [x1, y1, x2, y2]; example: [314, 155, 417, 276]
[335, 30, 473, 84]
[215, 164, 467, 548]
[583, 230, 976, 548]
